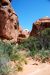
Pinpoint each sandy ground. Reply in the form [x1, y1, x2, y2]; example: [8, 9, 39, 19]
[17, 58, 50, 75]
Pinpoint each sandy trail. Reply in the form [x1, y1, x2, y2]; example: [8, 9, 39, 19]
[28, 64, 50, 75]
[17, 58, 50, 75]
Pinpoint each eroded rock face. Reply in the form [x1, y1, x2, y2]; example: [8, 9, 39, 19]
[17, 29, 30, 43]
[30, 17, 50, 36]
[0, 0, 30, 43]
[0, 0, 19, 42]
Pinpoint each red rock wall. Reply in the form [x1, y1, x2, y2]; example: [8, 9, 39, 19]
[0, 0, 19, 42]
[30, 21, 50, 36]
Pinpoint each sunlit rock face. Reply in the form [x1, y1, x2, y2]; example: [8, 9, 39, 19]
[17, 29, 30, 43]
[22, 29, 30, 38]
[0, 0, 30, 43]
[0, 0, 19, 42]
[30, 16, 50, 36]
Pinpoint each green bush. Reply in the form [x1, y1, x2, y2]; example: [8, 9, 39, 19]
[18, 34, 50, 62]
[0, 40, 24, 74]
[0, 54, 11, 75]
[0, 28, 50, 74]
[39, 28, 50, 49]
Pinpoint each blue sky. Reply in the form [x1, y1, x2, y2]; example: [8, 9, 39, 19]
[11, 0, 50, 30]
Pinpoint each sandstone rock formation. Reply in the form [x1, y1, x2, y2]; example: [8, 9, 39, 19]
[17, 29, 30, 43]
[0, 0, 20, 42]
[22, 29, 30, 38]
[0, 0, 30, 43]
[30, 16, 50, 36]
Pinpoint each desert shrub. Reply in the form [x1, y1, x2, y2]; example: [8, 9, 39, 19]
[41, 28, 50, 36]
[18, 37, 42, 50]
[0, 40, 13, 56]
[15, 62, 23, 71]
[0, 40, 12, 75]
[18, 34, 50, 62]
[10, 52, 21, 61]
[0, 40, 19, 60]
[0, 54, 11, 75]
[34, 49, 50, 62]
[38, 50, 50, 58]
[39, 28, 50, 49]
[0, 40, 25, 74]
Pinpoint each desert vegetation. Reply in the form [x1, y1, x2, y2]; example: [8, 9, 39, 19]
[0, 40, 27, 75]
[0, 28, 50, 75]
[18, 28, 50, 62]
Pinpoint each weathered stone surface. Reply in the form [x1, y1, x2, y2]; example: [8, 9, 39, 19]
[30, 17, 50, 36]
[22, 29, 30, 38]
[17, 29, 30, 43]
[0, 0, 30, 43]
[0, 0, 19, 42]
